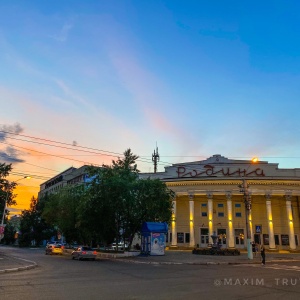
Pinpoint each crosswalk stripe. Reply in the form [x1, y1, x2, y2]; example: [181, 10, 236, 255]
[235, 264, 300, 272]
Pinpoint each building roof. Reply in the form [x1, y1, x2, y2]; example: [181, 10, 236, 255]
[141, 222, 168, 233]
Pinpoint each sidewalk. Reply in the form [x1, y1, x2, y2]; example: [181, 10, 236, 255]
[0, 250, 37, 273]
[103, 249, 300, 265]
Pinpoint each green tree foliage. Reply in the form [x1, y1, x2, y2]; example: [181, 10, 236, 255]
[83, 149, 173, 248]
[42, 185, 85, 243]
[19, 196, 55, 247]
[3, 222, 16, 245]
[0, 163, 17, 222]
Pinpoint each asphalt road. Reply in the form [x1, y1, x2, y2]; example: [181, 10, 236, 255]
[1, 247, 300, 300]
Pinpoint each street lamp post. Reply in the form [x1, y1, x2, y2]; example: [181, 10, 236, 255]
[0, 176, 31, 241]
[239, 157, 258, 260]
[241, 179, 253, 260]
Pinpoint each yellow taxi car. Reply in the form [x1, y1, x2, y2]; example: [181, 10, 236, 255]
[45, 244, 63, 255]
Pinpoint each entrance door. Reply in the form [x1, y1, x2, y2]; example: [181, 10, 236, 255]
[235, 229, 245, 249]
[217, 229, 227, 248]
[254, 234, 261, 245]
[200, 228, 209, 247]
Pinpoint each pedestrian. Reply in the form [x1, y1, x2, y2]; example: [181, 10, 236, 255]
[261, 245, 266, 265]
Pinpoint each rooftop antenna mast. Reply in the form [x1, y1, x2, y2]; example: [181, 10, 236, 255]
[152, 143, 160, 173]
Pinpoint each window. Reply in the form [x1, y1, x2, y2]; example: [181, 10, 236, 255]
[217, 229, 226, 244]
[295, 235, 298, 246]
[177, 232, 184, 243]
[235, 229, 244, 245]
[281, 234, 289, 246]
[201, 228, 209, 235]
[263, 234, 269, 245]
[235, 203, 242, 217]
[201, 203, 207, 217]
[275, 235, 279, 245]
[185, 233, 190, 243]
[217, 203, 224, 218]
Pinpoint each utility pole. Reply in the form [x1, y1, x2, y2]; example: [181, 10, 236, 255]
[239, 179, 253, 260]
[152, 144, 160, 173]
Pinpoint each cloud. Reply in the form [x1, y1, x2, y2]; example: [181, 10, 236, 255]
[0, 146, 25, 163]
[0, 123, 25, 163]
[0, 122, 23, 141]
[51, 22, 73, 42]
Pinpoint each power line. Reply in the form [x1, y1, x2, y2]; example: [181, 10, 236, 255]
[0, 130, 159, 164]
[0, 141, 103, 167]
[0, 130, 166, 165]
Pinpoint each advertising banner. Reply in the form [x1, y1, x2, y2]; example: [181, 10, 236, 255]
[151, 232, 165, 256]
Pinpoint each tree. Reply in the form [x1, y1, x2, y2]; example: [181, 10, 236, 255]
[0, 163, 17, 222]
[42, 185, 85, 244]
[84, 148, 173, 249]
[19, 196, 55, 247]
[3, 222, 16, 245]
[125, 178, 173, 247]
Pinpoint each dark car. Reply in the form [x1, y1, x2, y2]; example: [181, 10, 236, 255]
[45, 244, 63, 255]
[71, 246, 97, 260]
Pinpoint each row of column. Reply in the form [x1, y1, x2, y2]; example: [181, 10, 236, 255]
[171, 192, 297, 250]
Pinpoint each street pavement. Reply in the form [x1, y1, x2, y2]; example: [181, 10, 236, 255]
[1, 245, 300, 273]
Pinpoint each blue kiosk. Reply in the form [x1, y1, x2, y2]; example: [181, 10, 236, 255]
[141, 222, 168, 256]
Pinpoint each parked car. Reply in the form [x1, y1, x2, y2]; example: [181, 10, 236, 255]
[71, 246, 97, 260]
[45, 244, 63, 255]
[111, 243, 128, 251]
[46, 241, 61, 246]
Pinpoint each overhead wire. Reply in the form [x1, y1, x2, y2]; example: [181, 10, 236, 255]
[0, 130, 163, 164]
[1, 129, 300, 180]
[1, 132, 169, 166]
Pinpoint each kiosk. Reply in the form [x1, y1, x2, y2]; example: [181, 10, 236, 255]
[141, 222, 168, 256]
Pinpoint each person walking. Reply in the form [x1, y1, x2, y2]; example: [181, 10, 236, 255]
[261, 245, 266, 265]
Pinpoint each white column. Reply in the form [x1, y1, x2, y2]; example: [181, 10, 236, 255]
[286, 193, 296, 250]
[207, 192, 213, 244]
[171, 197, 177, 247]
[266, 193, 276, 249]
[189, 193, 195, 247]
[226, 192, 235, 248]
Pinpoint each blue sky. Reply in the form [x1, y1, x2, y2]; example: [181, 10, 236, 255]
[1, 0, 300, 211]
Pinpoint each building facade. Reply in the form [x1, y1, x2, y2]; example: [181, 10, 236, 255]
[38, 165, 92, 198]
[140, 154, 300, 251]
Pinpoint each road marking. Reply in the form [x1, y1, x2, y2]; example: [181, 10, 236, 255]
[235, 264, 300, 272]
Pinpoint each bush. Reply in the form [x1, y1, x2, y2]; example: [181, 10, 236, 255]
[192, 248, 240, 256]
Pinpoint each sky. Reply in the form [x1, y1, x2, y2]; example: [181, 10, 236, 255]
[1, 0, 300, 214]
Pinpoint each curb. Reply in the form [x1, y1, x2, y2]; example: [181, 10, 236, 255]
[0, 256, 37, 274]
[105, 257, 300, 266]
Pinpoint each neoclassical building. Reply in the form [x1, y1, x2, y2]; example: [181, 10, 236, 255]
[140, 154, 300, 251]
